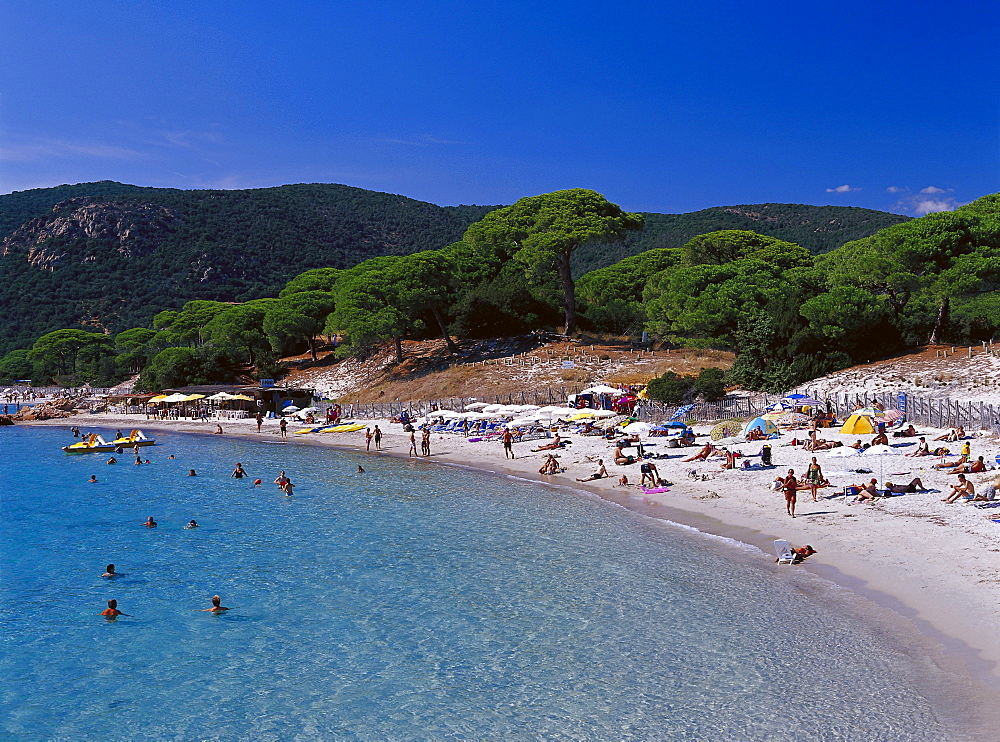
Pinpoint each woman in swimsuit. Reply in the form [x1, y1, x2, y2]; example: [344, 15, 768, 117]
[805, 457, 823, 502]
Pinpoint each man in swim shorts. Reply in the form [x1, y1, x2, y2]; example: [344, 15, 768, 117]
[502, 429, 514, 459]
[100, 599, 127, 619]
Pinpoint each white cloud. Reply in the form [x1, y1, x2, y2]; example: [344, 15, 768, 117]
[0, 137, 140, 162]
[919, 185, 948, 194]
[886, 186, 905, 193]
[913, 198, 957, 215]
[374, 134, 466, 146]
[825, 184, 861, 193]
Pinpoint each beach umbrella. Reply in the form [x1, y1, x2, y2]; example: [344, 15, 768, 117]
[464, 402, 488, 410]
[591, 409, 617, 418]
[568, 411, 597, 420]
[710, 419, 743, 440]
[163, 393, 189, 403]
[769, 412, 811, 427]
[669, 403, 697, 421]
[622, 421, 653, 435]
[764, 401, 795, 413]
[519, 404, 541, 411]
[782, 394, 823, 406]
[229, 394, 255, 402]
[583, 384, 625, 395]
[878, 409, 905, 423]
[482, 404, 504, 413]
[862, 443, 903, 480]
[282, 405, 300, 413]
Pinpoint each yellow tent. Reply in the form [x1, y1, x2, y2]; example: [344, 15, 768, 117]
[840, 413, 875, 435]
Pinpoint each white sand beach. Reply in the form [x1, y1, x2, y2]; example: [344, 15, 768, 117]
[27, 410, 1000, 686]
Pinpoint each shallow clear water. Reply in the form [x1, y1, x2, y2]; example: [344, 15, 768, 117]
[0, 426, 976, 740]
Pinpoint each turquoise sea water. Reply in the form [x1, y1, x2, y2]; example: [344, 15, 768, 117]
[0, 426, 981, 740]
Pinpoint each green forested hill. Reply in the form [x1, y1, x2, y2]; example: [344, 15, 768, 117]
[0, 182, 497, 353]
[0, 181, 905, 354]
[572, 203, 909, 276]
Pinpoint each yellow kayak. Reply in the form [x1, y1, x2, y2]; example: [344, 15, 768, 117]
[319, 423, 366, 433]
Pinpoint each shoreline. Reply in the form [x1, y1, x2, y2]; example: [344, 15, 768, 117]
[24, 412, 1000, 695]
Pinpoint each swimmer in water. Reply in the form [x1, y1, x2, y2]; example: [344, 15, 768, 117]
[188, 469, 197, 476]
[167, 454, 176, 459]
[274, 470, 288, 487]
[198, 595, 230, 613]
[102, 563, 119, 578]
[106, 456, 117, 464]
[99, 599, 129, 619]
[357, 465, 365, 473]
[231, 463, 246, 479]
[87, 475, 98, 483]
[282, 480, 295, 496]
[142, 516, 157, 528]
[185, 520, 199, 529]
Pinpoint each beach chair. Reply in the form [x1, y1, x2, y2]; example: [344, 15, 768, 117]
[774, 539, 796, 565]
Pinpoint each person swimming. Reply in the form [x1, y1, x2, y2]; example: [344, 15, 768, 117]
[142, 516, 157, 528]
[185, 520, 199, 529]
[188, 469, 197, 476]
[102, 563, 120, 578]
[106, 456, 117, 464]
[87, 475, 97, 483]
[198, 595, 230, 613]
[231, 463, 246, 479]
[357, 465, 365, 473]
[99, 599, 129, 619]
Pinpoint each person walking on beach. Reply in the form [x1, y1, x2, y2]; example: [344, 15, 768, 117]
[502, 428, 514, 459]
[373, 426, 382, 450]
[365, 428, 373, 451]
[279, 418, 288, 439]
[805, 456, 823, 502]
[255, 413, 263, 433]
[781, 469, 798, 518]
[408, 430, 417, 457]
[421, 428, 431, 456]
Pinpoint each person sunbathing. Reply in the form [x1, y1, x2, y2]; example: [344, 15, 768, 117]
[538, 455, 561, 475]
[682, 443, 715, 462]
[850, 439, 864, 449]
[943, 474, 975, 503]
[773, 545, 817, 564]
[531, 434, 563, 452]
[871, 432, 889, 446]
[746, 427, 765, 442]
[720, 449, 736, 470]
[906, 437, 930, 457]
[970, 476, 1000, 502]
[576, 460, 608, 482]
[613, 444, 635, 465]
[892, 424, 918, 437]
[883, 478, 927, 493]
[946, 456, 986, 475]
[852, 479, 878, 502]
[808, 438, 840, 451]
[933, 455, 966, 470]
[955, 426, 966, 439]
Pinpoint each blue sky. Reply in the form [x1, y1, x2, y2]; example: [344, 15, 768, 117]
[1, 1, 997, 215]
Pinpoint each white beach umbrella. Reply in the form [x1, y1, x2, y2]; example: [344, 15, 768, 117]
[482, 404, 504, 413]
[519, 404, 541, 411]
[435, 409, 460, 418]
[496, 405, 522, 414]
[281, 405, 300, 413]
[591, 409, 617, 418]
[622, 422, 653, 435]
[861, 443, 903, 481]
[464, 402, 488, 410]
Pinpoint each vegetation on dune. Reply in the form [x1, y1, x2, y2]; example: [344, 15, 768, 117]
[1, 182, 996, 396]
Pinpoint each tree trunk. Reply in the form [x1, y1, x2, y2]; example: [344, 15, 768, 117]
[557, 252, 577, 335]
[308, 335, 318, 361]
[431, 307, 459, 353]
[929, 295, 950, 344]
[393, 336, 403, 364]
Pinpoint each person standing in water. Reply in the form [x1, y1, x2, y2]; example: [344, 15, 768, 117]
[99, 599, 128, 619]
[198, 595, 230, 613]
[365, 428, 373, 451]
[408, 430, 417, 457]
[421, 428, 431, 456]
[231, 462, 246, 479]
[373, 426, 382, 450]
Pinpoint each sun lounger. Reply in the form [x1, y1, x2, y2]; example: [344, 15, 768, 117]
[774, 540, 796, 565]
